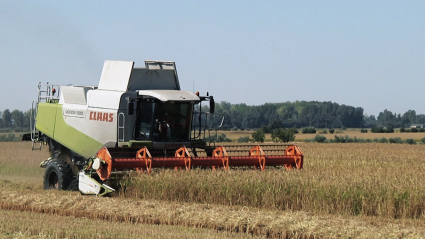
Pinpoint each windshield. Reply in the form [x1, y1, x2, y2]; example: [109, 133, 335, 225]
[134, 101, 155, 140]
[152, 102, 193, 142]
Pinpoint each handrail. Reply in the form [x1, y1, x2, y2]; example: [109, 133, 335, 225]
[30, 82, 61, 150]
[118, 112, 125, 142]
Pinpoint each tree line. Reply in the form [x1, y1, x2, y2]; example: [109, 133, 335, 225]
[211, 101, 425, 130]
[1, 101, 424, 133]
[364, 109, 425, 129]
[0, 109, 32, 132]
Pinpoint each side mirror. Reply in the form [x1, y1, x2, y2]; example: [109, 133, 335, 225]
[209, 97, 215, 114]
[127, 99, 134, 115]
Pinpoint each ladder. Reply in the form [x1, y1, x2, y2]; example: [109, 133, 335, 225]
[30, 82, 61, 150]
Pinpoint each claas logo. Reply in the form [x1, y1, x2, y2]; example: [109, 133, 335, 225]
[89, 111, 113, 122]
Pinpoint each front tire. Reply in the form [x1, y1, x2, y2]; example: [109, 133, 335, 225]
[43, 160, 75, 190]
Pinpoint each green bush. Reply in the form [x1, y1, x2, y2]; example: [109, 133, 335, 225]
[313, 134, 327, 143]
[389, 137, 403, 144]
[0, 128, 12, 133]
[302, 127, 316, 134]
[421, 137, 425, 144]
[405, 138, 416, 145]
[373, 137, 389, 143]
[237, 136, 250, 143]
[333, 135, 352, 143]
[0, 133, 16, 142]
[206, 133, 232, 142]
[328, 128, 335, 134]
[13, 127, 22, 132]
[386, 127, 394, 133]
[400, 128, 405, 133]
[379, 138, 388, 143]
[307, 135, 355, 143]
[360, 128, 368, 133]
[371, 126, 393, 133]
[304, 135, 413, 145]
[371, 126, 384, 133]
[411, 128, 418, 133]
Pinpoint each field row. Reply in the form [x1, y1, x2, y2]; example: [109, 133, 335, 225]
[0, 179, 423, 238]
[0, 209, 252, 239]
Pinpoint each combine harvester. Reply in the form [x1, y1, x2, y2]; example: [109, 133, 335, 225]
[23, 60, 303, 196]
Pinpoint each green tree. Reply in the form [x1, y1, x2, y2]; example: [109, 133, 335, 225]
[363, 114, 377, 128]
[251, 129, 265, 143]
[11, 110, 24, 128]
[2, 109, 11, 128]
[23, 109, 32, 129]
[271, 128, 296, 143]
[401, 110, 416, 128]
[377, 109, 398, 128]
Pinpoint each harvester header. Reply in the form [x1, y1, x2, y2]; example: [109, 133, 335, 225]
[24, 60, 303, 196]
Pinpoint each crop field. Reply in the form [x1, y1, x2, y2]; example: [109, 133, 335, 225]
[219, 129, 425, 142]
[1, 142, 425, 238]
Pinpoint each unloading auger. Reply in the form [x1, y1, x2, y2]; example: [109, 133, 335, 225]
[23, 60, 304, 196]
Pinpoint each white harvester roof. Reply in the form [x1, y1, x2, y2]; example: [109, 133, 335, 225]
[98, 60, 181, 92]
[137, 90, 200, 102]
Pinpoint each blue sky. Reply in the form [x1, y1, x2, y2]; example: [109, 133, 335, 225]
[1, 1, 424, 116]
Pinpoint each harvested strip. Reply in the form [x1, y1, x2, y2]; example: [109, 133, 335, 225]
[0, 209, 256, 239]
[1, 186, 424, 238]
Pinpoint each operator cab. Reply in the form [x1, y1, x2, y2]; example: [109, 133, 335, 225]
[126, 89, 214, 145]
[134, 101, 193, 142]
[103, 60, 214, 145]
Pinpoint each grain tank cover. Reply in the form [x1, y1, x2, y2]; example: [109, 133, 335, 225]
[98, 60, 134, 92]
[128, 61, 180, 91]
[59, 85, 94, 105]
[97, 60, 181, 92]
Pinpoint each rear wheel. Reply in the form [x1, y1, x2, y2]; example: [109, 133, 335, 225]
[43, 160, 75, 190]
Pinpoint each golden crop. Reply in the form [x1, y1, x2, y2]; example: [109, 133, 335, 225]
[120, 142, 425, 219]
[2, 142, 425, 238]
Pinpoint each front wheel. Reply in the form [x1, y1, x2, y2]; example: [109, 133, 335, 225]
[43, 160, 75, 190]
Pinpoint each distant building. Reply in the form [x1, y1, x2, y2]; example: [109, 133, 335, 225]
[410, 124, 424, 129]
